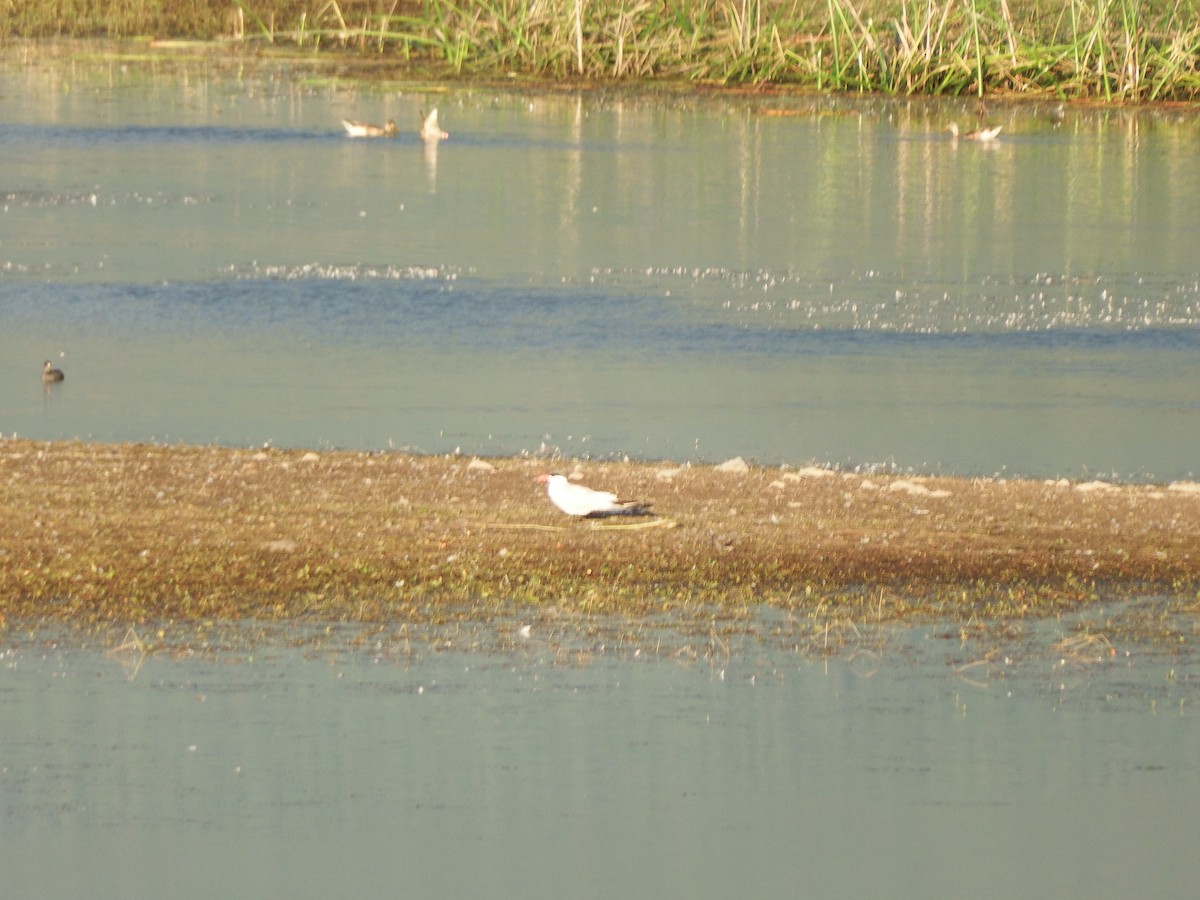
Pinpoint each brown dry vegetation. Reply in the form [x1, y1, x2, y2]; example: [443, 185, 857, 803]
[2, 439, 1198, 639]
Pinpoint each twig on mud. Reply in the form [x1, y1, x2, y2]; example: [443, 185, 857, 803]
[590, 518, 678, 531]
[483, 522, 566, 531]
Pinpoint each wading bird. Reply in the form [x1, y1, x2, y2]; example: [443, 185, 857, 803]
[536, 473, 652, 518]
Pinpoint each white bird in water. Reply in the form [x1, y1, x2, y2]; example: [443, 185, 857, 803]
[342, 118, 398, 138]
[536, 473, 652, 518]
[420, 108, 448, 142]
[947, 121, 1003, 142]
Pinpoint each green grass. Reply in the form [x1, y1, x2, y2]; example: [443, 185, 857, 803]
[6, 0, 1200, 98]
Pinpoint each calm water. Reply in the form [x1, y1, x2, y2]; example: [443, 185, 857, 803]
[2, 57, 1198, 478]
[2, 619, 1199, 899]
[5, 55, 1200, 898]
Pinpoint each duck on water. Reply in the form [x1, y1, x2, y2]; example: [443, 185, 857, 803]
[341, 109, 448, 142]
[341, 118, 398, 138]
[947, 121, 1003, 142]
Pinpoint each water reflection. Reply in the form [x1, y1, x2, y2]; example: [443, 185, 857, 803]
[105, 627, 148, 681]
[1, 60, 1199, 478]
[422, 135, 439, 188]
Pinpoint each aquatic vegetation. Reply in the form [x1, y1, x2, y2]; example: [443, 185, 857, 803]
[1, 438, 1198, 642]
[7, 1, 1200, 99]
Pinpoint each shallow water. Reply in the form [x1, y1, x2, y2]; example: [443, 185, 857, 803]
[2, 57, 1199, 478]
[5, 54, 1199, 898]
[2, 621, 1198, 899]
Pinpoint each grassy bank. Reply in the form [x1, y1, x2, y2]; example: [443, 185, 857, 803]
[6, 0, 1200, 99]
[2, 439, 1198, 647]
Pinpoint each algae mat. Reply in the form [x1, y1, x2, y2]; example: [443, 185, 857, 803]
[1, 439, 1198, 634]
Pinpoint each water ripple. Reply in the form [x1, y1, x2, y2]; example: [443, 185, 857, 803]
[590, 266, 1200, 334]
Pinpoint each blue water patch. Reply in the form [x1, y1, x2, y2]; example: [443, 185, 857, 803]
[6, 278, 1200, 364]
